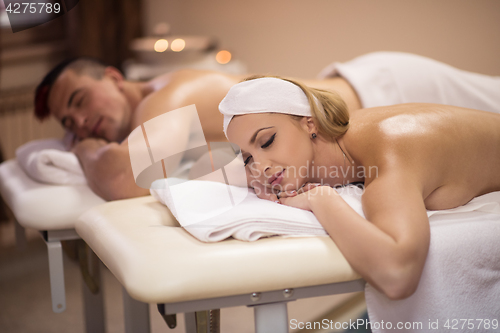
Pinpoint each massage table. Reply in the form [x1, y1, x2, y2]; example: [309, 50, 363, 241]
[0, 159, 106, 333]
[76, 187, 500, 333]
[76, 195, 364, 333]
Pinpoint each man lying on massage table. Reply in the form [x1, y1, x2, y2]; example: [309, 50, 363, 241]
[34, 53, 500, 200]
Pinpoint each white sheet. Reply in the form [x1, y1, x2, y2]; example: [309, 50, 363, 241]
[365, 211, 500, 333]
[0, 159, 105, 230]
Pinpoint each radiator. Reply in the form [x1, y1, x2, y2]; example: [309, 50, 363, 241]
[0, 86, 64, 161]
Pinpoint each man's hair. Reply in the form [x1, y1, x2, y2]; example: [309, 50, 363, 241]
[34, 58, 108, 121]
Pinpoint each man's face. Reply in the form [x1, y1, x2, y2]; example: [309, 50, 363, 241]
[47, 69, 132, 142]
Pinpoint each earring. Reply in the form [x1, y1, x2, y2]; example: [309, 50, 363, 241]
[311, 133, 317, 139]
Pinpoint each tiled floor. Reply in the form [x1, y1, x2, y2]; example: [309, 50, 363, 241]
[0, 219, 366, 333]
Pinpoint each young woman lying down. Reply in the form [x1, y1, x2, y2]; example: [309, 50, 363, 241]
[219, 76, 500, 300]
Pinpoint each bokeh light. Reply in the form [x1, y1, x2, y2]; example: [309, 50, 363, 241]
[154, 39, 169, 52]
[216, 50, 232, 64]
[171, 39, 186, 52]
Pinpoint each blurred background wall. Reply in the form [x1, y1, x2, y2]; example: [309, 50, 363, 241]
[143, 0, 500, 78]
[1, 0, 500, 161]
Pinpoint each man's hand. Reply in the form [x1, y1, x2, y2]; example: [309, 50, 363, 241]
[71, 137, 109, 156]
[62, 131, 79, 150]
[68, 137, 150, 200]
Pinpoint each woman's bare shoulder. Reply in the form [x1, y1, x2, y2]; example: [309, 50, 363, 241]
[346, 103, 498, 150]
[345, 104, 457, 181]
[348, 103, 500, 204]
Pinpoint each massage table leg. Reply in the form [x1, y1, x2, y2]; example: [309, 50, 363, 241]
[82, 275, 105, 333]
[46, 239, 66, 313]
[80, 244, 105, 333]
[43, 229, 79, 312]
[253, 302, 289, 333]
[123, 287, 151, 333]
[184, 312, 197, 333]
[43, 230, 106, 332]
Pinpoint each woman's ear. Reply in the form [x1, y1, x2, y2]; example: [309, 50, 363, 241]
[300, 116, 318, 135]
[104, 66, 125, 90]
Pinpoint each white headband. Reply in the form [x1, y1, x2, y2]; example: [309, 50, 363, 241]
[219, 77, 316, 138]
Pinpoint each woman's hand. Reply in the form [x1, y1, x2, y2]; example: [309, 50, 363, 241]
[279, 184, 336, 211]
[251, 179, 280, 202]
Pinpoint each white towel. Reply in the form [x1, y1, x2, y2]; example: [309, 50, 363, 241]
[151, 180, 366, 242]
[362, 192, 500, 333]
[151, 179, 500, 242]
[365, 209, 500, 333]
[16, 139, 86, 185]
[317, 52, 500, 113]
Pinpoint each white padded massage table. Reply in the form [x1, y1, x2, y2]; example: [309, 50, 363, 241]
[0, 159, 106, 332]
[76, 189, 500, 333]
[76, 195, 364, 333]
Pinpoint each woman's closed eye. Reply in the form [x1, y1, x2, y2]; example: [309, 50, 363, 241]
[261, 133, 276, 148]
[244, 155, 252, 166]
[244, 133, 276, 166]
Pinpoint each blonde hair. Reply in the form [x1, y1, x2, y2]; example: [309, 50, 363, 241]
[242, 75, 349, 138]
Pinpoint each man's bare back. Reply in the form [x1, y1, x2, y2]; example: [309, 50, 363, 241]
[133, 69, 362, 143]
[38, 54, 500, 202]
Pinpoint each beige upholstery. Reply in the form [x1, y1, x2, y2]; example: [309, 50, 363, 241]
[76, 196, 361, 304]
[0, 160, 104, 230]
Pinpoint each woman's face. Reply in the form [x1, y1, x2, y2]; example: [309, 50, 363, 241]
[227, 113, 315, 193]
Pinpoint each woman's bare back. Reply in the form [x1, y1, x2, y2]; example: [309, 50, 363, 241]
[346, 103, 500, 210]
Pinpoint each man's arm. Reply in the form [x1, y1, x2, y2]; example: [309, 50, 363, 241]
[72, 93, 192, 201]
[72, 70, 242, 201]
[72, 138, 149, 200]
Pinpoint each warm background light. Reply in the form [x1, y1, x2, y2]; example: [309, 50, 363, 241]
[171, 38, 186, 52]
[216, 50, 232, 64]
[145, 2, 500, 78]
[154, 39, 168, 52]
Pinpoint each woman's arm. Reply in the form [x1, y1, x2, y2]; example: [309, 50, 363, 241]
[282, 171, 430, 300]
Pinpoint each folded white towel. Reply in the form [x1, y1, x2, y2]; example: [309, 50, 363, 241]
[151, 178, 500, 242]
[151, 180, 362, 241]
[16, 139, 86, 185]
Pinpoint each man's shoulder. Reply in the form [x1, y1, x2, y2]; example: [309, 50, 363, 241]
[133, 69, 243, 125]
[152, 68, 239, 93]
